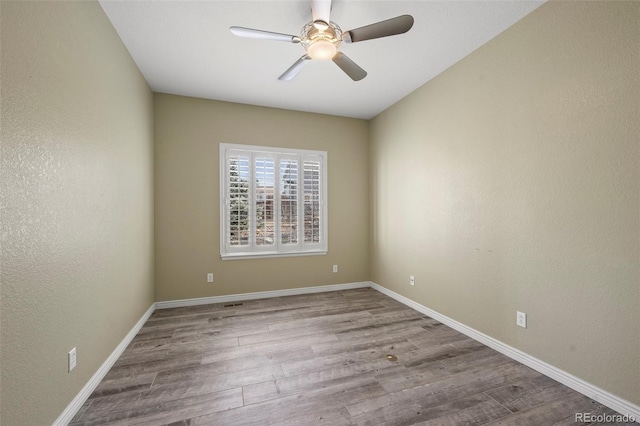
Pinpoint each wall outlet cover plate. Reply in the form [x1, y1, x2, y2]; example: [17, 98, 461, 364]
[517, 311, 527, 328]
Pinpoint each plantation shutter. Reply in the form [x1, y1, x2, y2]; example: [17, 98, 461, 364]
[225, 150, 251, 254]
[220, 144, 327, 259]
[302, 156, 323, 251]
[254, 154, 276, 252]
[278, 155, 300, 251]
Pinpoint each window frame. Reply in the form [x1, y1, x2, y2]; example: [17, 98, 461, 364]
[219, 143, 328, 260]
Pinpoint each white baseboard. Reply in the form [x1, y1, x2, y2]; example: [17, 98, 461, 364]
[155, 281, 371, 309]
[369, 281, 640, 421]
[53, 303, 156, 426]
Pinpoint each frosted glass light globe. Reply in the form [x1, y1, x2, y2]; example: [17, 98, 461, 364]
[307, 40, 337, 60]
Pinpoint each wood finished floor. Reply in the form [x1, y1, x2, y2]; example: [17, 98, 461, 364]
[71, 288, 633, 426]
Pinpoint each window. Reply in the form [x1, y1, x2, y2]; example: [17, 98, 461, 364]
[220, 143, 327, 259]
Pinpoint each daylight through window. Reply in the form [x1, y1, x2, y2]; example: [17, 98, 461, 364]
[220, 144, 327, 259]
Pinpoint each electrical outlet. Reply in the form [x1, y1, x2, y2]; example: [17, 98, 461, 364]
[332, 265, 338, 273]
[68, 347, 77, 372]
[207, 273, 214, 283]
[410, 276, 415, 286]
[517, 311, 527, 328]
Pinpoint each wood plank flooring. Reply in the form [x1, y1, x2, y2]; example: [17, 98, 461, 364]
[71, 288, 633, 425]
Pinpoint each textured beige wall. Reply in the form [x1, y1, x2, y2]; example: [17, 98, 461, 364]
[154, 94, 369, 301]
[0, 2, 155, 425]
[370, 1, 639, 405]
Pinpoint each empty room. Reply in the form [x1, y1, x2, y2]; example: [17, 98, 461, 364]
[1, 0, 638, 425]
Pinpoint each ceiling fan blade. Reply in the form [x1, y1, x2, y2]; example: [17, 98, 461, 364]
[311, 0, 331, 24]
[342, 15, 414, 43]
[332, 52, 367, 81]
[278, 55, 312, 81]
[230, 26, 301, 43]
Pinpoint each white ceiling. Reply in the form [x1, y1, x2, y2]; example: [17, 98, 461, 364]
[99, 0, 545, 119]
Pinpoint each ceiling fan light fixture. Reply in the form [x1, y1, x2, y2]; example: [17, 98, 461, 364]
[307, 40, 337, 60]
[230, 0, 414, 81]
[301, 20, 341, 60]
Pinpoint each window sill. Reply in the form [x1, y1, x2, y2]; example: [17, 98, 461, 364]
[220, 250, 327, 260]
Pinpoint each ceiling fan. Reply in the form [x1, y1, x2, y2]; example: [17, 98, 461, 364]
[230, 0, 414, 81]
